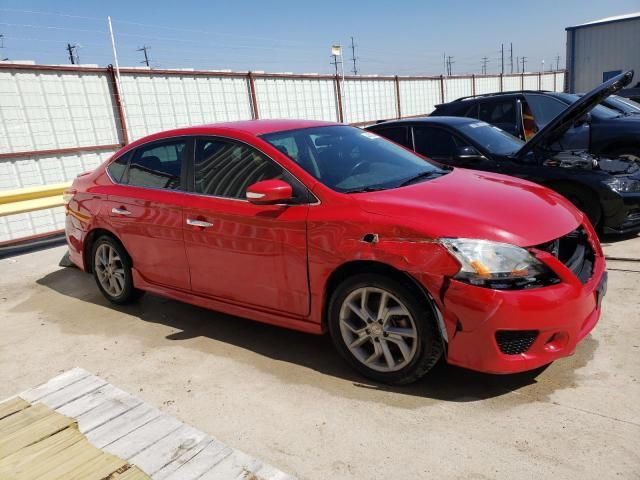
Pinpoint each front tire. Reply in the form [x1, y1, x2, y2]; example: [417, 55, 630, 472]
[91, 235, 143, 304]
[328, 274, 443, 385]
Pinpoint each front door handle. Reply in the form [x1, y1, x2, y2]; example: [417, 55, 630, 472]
[111, 207, 131, 216]
[186, 218, 213, 228]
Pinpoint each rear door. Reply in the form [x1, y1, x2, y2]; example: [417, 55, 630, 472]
[182, 136, 311, 316]
[106, 138, 191, 290]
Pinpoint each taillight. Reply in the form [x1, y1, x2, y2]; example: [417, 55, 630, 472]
[62, 188, 76, 205]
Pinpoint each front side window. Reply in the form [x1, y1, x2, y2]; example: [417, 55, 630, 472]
[127, 140, 185, 190]
[261, 126, 446, 193]
[194, 138, 285, 199]
[373, 126, 410, 147]
[412, 126, 469, 158]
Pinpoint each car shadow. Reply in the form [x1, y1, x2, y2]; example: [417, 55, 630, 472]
[599, 231, 639, 245]
[36, 266, 564, 403]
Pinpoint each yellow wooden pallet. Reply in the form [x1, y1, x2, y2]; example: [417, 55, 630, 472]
[0, 397, 149, 480]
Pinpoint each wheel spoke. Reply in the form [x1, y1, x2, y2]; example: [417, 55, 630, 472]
[385, 326, 417, 339]
[349, 334, 370, 349]
[364, 342, 382, 365]
[347, 301, 369, 323]
[383, 305, 409, 323]
[386, 336, 412, 362]
[377, 292, 389, 321]
[379, 339, 396, 369]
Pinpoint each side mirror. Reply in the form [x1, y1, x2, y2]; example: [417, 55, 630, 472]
[246, 179, 293, 205]
[574, 112, 592, 127]
[455, 145, 484, 161]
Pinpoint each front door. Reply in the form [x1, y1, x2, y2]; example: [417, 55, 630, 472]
[106, 138, 191, 290]
[183, 137, 310, 316]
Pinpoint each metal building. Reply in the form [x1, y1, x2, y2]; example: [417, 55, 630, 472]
[566, 12, 640, 92]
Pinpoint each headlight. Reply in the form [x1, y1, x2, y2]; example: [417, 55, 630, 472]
[440, 238, 558, 290]
[603, 177, 640, 193]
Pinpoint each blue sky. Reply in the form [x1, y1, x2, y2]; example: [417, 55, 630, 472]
[1, 0, 639, 75]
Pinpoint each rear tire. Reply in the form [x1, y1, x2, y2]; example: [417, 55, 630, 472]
[91, 235, 143, 304]
[553, 184, 602, 230]
[328, 274, 443, 385]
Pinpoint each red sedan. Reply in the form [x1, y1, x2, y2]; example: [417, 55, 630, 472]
[64, 120, 607, 384]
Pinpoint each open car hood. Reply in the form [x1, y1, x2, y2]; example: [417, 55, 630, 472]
[515, 70, 634, 159]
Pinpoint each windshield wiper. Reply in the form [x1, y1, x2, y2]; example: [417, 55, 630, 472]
[398, 170, 445, 187]
[344, 186, 388, 194]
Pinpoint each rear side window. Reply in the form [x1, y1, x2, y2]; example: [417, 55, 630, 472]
[194, 138, 284, 199]
[127, 140, 186, 190]
[372, 126, 410, 147]
[479, 100, 517, 125]
[106, 151, 131, 183]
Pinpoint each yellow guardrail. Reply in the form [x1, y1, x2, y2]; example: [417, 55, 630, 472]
[0, 182, 71, 217]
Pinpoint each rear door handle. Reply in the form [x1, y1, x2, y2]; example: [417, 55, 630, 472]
[186, 218, 213, 228]
[111, 207, 131, 216]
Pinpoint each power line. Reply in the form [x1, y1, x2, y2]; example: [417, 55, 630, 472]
[137, 44, 151, 67]
[350, 36, 358, 75]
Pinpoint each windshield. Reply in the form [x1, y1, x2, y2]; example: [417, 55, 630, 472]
[553, 93, 621, 119]
[606, 95, 640, 114]
[457, 121, 524, 155]
[261, 125, 446, 193]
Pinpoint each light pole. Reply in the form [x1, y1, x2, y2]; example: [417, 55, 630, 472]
[332, 44, 346, 122]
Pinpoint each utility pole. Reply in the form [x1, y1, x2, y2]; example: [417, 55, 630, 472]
[510, 42, 513, 73]
[443, 52, 446, 75]
[555, 54, 561, 71]
[349, 36, 358, 75]
[66, 43, 79, 64]
[501, 43, 504, 74]
[137, 45, 151, 67]
[481, 57, 489, 75]
[446, 56, 454, 76]
[521, 56, 527, 73]
[0, 34, 6, 61]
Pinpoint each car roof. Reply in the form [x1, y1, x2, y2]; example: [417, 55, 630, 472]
[371, 116, 479, 127]
[113, 119, 339, 157]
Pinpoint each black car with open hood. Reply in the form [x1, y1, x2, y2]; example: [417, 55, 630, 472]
[366, 72, 640, 234]
[431, 70, 640, 162]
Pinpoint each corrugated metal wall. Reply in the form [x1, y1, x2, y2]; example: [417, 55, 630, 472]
[0, 64, 564, 242]
[567, 18, 640, 92]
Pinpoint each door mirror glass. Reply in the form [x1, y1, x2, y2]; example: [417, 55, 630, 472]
[455, 145, 484, 161]
[246, 179, 293, 205]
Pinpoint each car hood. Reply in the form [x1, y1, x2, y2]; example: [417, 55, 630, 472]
[516, 70, 634, 159]
[355, 168, 582, 247]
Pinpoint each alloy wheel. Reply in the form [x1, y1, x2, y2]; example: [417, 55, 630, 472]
[94, 243, 126, 297]
[338, 287, 418, 372]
